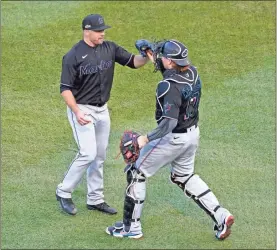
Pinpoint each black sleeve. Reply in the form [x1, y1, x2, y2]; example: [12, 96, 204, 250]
[60, 53, 77, 92]
[113, 42, 133, 66]
[147, 118, 178, 142]
[60, 84, 72, 93]
[161, 82, 182, 119]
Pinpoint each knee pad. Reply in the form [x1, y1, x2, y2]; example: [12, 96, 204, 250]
[123, 167, 146, 232]
[171, 172, 221, 224]
[170, 172, 190, 191]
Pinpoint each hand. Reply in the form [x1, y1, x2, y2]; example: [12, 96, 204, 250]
[135, 39, 153, 57]
[137, 135, 149, 149]
[146, 50, 154, 63]
[75, 110, 91, 126]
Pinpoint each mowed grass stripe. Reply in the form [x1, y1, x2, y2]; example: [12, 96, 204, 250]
[2, 63, 275, 247]
[1, 1, 275, 249]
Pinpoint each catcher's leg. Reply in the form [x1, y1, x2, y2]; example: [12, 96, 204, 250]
[170, 173, 234, 240]
[106, 165, 145, 239]
[170, 127, 234, 240]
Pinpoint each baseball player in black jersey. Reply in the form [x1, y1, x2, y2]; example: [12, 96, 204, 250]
[106, 40, 234, 239]
[56, 14, 152, 215]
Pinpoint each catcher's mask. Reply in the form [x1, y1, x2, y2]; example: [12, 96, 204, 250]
[152, 40, 166, 73]
[153, 40, 190, 72]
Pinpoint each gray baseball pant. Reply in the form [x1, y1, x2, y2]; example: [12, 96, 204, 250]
[127, 126, 231, 234]
[56, 104, 110, 205]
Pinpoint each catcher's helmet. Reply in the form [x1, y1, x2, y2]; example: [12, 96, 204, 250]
[161, 40, 190, 66]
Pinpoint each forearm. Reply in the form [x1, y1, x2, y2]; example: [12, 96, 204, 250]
[61, 90, 80, 114]
[147, 118, 178, 142]
[133, 55, 149, 68]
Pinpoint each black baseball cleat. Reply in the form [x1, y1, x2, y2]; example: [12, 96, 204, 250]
[87, 202, 117, 215]
[106, 221, 144, 239]
[56, 194, 77, 215]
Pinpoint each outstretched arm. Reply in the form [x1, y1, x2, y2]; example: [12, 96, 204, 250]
[133, 55, 150, 68]
[132, 39, 154, 68]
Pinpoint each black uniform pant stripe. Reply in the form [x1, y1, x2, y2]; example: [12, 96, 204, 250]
[61, 109, 82, 182]
[61, 152, 80, 183]
[70, 109, 81, 149]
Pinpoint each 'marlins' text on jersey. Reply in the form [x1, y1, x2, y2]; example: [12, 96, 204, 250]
[155, 66, 201, 132]
[79, 60, 113, 76]
[60, 40, 133, 105]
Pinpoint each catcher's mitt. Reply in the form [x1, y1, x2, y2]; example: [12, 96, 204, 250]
[119, 130, 140, 164]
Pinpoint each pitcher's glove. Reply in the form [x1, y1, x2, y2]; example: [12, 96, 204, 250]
[135, 39, 153, 57]
[119, 130, 141, 164]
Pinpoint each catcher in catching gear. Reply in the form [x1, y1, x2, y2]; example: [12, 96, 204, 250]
[106, 39, 234, 240]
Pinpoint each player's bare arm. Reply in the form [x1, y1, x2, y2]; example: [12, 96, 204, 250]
[133, 55, 149, 68]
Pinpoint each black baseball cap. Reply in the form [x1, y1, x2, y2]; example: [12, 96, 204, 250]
[82, 14, 111, 31]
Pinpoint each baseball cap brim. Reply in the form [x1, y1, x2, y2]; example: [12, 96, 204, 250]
[91, 25, 111, 31]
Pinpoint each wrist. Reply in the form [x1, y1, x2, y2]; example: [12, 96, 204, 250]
[145, 134, 150, 143]
[72, 106, 80, 115]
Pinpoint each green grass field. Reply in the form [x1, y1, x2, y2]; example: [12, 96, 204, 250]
[1, 1, 276, 249]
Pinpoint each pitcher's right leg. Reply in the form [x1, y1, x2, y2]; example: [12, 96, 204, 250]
[56, 106, 97, 215]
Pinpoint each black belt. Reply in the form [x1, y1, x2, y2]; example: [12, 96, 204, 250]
[88, 103, 105, 107]
[173, 125, 198, 134]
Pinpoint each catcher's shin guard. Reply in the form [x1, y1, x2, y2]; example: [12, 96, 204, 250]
[123, 167, 146, 233]
[171, 173, 222, 225]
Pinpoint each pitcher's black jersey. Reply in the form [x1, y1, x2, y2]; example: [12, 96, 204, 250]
[60, 40, 133, 105]
[155, 66, 202, 132]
